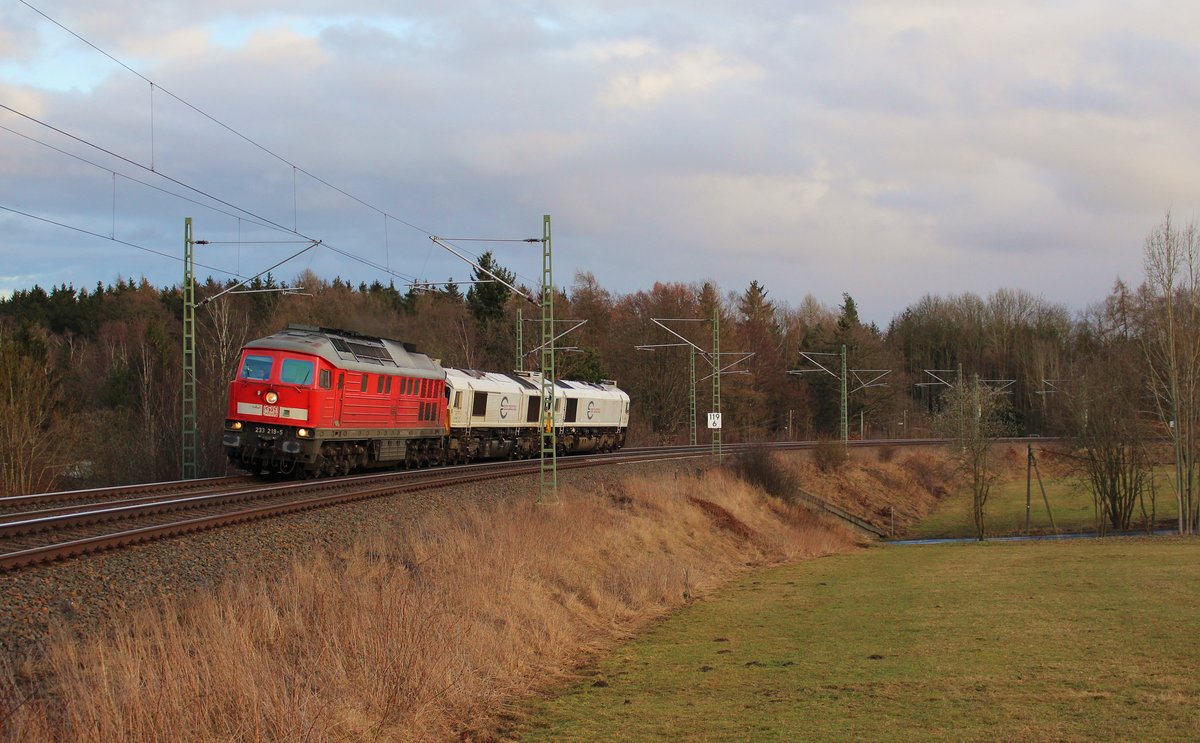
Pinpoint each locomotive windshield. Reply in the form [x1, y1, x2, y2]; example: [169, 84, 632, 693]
[240, 355, 272, 381]
[281, 358, 315, 385]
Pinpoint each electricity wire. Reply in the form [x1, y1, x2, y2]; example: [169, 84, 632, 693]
[0, 103, 308, 240]
[0, 204, 241, 277]
[0, 122, 293, 235]
[16, 0, 433, 236]
[10, 1, 540, 289]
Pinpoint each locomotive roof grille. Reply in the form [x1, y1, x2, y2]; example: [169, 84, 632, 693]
[504, 373, 539, 390]
[291, 323, 420, 357]
[252, 326, 443, 378]
[325, 334, 399, 367]
[344, 340, 397, 367]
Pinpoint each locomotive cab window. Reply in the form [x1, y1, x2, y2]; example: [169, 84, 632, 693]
[526, 397, 540, 423]
[240, 355, 272, 381]
[281, 358, 314, 385]
[472, 391, 488, 417]
[319, 369, 332, 389]
[565, 398, 578, 423]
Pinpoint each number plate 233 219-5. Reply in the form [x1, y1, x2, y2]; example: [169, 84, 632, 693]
[254, 425, 286, 438]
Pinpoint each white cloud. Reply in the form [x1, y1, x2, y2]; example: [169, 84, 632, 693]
[579, 38, 659, 63]
[598, 47, 762, 109]
[0, 1, 1197, 325]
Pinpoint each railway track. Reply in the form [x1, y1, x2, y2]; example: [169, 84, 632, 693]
[0, 438, 1041, 571]
[0, 446, 711, 571]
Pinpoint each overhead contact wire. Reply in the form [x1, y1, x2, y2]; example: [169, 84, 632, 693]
[14, 0, 534, 287]
[0, 204, 241, 277]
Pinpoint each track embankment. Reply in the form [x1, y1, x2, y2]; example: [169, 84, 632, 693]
[0, 450, 952, 742]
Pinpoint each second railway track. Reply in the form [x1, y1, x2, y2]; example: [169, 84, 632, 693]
[0, 437, 992, 571]
[0, 445, 723, 571]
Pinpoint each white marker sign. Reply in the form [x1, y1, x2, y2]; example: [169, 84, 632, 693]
[707, 412, 722, 429]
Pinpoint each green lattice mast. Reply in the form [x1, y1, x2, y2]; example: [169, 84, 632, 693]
[711, 305, 721, 460]
[181, 218, 198, 479]
[539, 215, 557, 501]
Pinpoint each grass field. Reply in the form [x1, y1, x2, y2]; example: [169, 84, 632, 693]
[517, 537, 1200, 742]
[906, 467, 1179, 539]
[0, 470, 856, 741]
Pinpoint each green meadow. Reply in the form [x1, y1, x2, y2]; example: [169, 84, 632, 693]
[908, 468, 1179, 539]
[518, 537, 1200, 742]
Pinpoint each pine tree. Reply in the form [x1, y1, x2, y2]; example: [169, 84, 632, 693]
[466, 252, 515, 325]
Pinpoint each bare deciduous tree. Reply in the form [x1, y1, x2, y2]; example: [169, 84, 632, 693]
[1064, 358, 1152, 534]
[1138, 212, 1200, 534]
[0, 327, 68, 495]
[939, 373, 1010, 540]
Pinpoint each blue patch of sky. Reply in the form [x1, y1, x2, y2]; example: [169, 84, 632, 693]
[0, 32, 122, 93]
[2, 14, 424, 93]
[207, 13, 419, 48]
[532, 14, 563, 34]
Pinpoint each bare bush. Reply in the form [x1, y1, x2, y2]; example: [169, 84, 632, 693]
[812, 439, 848, 473]
[727, 448, 800, 503]
[901, 452, 952, 499]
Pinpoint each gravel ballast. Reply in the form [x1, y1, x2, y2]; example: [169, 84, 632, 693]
[0, 461, 682, 662]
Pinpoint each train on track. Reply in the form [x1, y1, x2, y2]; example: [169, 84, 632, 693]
[223, 324, 630, 477]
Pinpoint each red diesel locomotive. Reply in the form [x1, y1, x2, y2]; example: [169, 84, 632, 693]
[223, 325, 448, 476]
[223, 324, 631, 477]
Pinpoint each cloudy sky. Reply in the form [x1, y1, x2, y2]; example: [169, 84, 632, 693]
[2, 1, 1198, 325]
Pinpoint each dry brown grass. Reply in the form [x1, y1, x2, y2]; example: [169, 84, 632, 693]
[776, 449, 956, 533]
[1, 470, 854, 742]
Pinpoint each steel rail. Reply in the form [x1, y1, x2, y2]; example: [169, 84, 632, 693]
[0, 438, 1057, 571]
[0, 451, 681, 570]
[0, 480, 342, 538]
[0, 475, 256, 510]
[0, 471, 491, 571]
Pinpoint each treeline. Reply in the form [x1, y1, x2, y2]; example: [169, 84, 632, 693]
[1, 217, 1197, 529]
[0, 264, 1065, 491]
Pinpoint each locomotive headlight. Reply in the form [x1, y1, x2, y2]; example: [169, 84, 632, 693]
[227, 420, 243, 431]
[297, 428, 311, 438]
[264, 391, 279, 404]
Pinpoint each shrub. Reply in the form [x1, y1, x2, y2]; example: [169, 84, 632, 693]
[902, 452, 950, 498]
[812, 439, 848, 473]
[727, 448, 800, 503]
